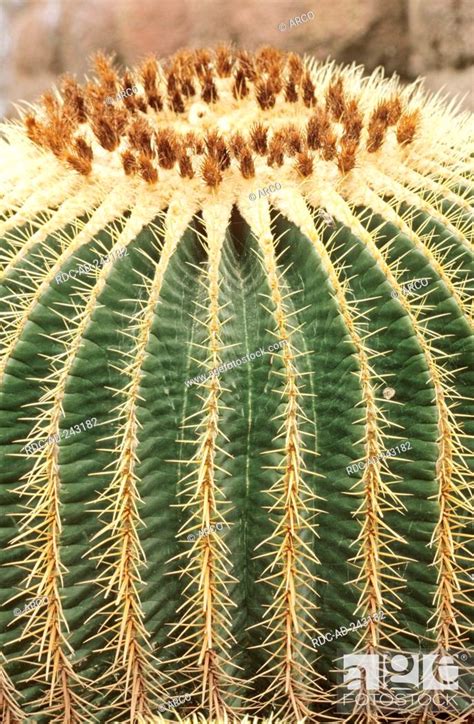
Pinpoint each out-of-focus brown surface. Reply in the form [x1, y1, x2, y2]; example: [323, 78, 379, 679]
[0, 0, 472, 117]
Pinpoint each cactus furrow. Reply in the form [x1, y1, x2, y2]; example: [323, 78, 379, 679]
[170, 202, 242, 720]
[0, 184, 107, 279]
[239, 198, 328, 721]
[271, 190, 413, 722]
[351, 184, 473, 325]
[0, 661, 24, 724]
[0, 184, 135, 387]
[366, 168, 473, 251]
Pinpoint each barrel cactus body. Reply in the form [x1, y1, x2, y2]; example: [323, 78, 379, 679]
[0, 46, 472, 724]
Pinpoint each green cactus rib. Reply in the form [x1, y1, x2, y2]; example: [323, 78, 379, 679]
[0, 46, 473, 724]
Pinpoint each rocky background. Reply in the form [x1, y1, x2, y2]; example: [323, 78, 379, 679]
[0, 0, 472, 116]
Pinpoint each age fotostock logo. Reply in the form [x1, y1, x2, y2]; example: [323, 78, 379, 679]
[343, 652, 459, 692]
[340, 650, 469, 714]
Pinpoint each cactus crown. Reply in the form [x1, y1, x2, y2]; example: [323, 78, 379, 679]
[23, 46, 422, 184]
[0, 44, 473, 724]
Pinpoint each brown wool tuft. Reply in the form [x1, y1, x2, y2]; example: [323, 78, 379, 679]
[267, 67, 283, 96]
[284, 125, 304, 156]
[166, 71, 178, 94]
[64, 154, 90, 176]
[169, 89, 185, 114]
[386, 96, 403, 125]
[232, 69, 249, 99]
[287, 53, 304, 82]
[121, 150, 139, 176]
[194, 49, 212, 79]
[229, 132, 246, 159]
[141, 57, 158, 94]
[180, 77, 195, 98]
[138, 154, 158, 184]
[91, 117, 120, 152]
[148, 93, 164, 111]
[128, 118, 154, 158]
[371, 97, 403, 128]
[205, 131, 231, 170]
[255, 80, 276, 111]
[155, 129, 179, 169]
[74, 136, 93, 162]
[337, 139, 358, 174]
[24, 114, 44, 146]
[61, 76, 88, 124]
[307, 113, 321, 150]
[321, 127, 337, 161]
[92, 52, 119, 95]
[267, 131, 286, 167]
[285, 80, 298, 104]
[249, 123, 268, 155]
[240, 148, 255, 179]
[201, 73, 219, 104]
[307, 109, 332, 151]
[397, 109, 420, 145]
[295, 151, 313, 177]
[256, 46, 284, 75]
[201, 155, 222, 187]
[341, 99, 363, 144]
[178, 147, 195, 179]
[113, 108, 128, 138]
[236, 50, 257, 81]
[185, 131, 205, 155]
[326, 78, 346, 121]
[83, 80, 109, 115]
[215, 45, 234, 77]
[121, 72, 139, 112]
[135, 96, 148, 114]
[170, 49, 194, 76]
[65, 137, 93, 175]
[38, 92, 76, 156]
[367, 118, 387, 153]
[301, 73, 316, 108]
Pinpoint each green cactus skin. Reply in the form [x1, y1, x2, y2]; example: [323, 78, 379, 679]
[0, 47, 472, 724]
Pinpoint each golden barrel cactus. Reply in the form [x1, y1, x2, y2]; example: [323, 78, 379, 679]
[0, 46, 472, 723]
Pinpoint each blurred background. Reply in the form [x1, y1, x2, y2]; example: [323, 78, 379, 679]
[0, 0, 472, 117]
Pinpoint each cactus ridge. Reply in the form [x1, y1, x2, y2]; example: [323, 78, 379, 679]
[0, 45, 473, 724]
